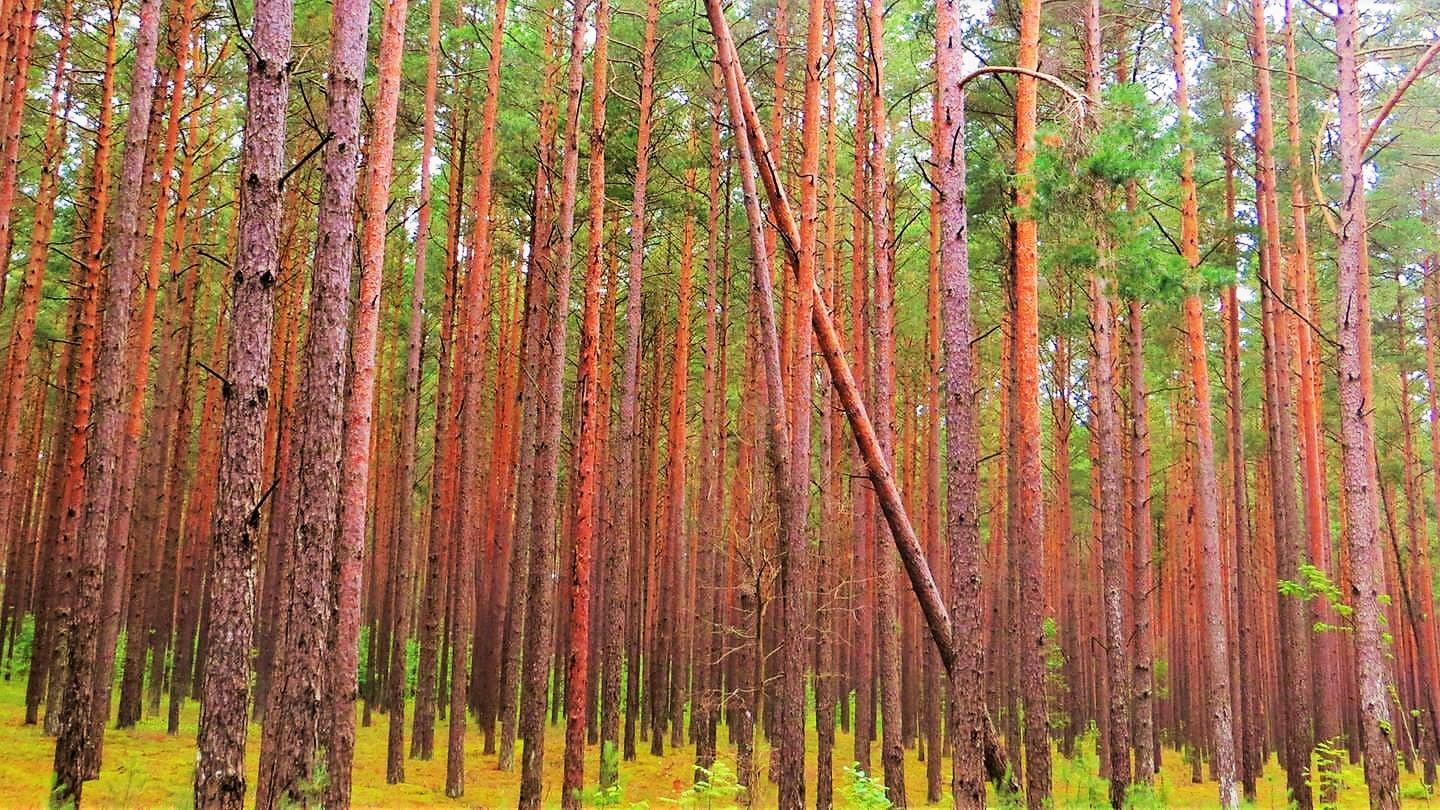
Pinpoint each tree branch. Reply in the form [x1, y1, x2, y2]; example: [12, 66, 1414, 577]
[1359, 37, 1440, 156]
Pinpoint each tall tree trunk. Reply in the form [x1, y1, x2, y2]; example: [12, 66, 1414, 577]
[1128, 298, 1158, 784]
[0, 0, 40, 293]
[1247, 3, 1313, 802]
[115, 0, 200, 730]
[517, 0, 587, 803]
[1169, 0, 1239, 804]
[1285, 4, 1342, 787]
[863, 0, 904, 801]
[329, 0, 407, 795]
[562, 0, 610, 800]
[411, 93, 467, 761]
[193, 0, 294, 800]
[710, 20, 806, 807]
[1335, 0, 1400, 804]
[1082, 6, 1130, 802]
[388, 0, 441, 781]
[602, 0, 657, 778]
[935, 0, 987, 802]
[252, 0, 366, 796]
[0, 0, 71, 561]
[1010, 0, 1050, 803]
[52, 0, 166, 789]
[693, 73, 727, 785]
[707, 0, 1016, 789]
[814, 5, 840, 800]
[499, 12, 560, 775]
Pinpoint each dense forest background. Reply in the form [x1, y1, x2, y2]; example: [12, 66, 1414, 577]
[1, 0, 1439, 805]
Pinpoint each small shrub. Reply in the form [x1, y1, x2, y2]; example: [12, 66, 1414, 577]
[841, 762, 892, 810]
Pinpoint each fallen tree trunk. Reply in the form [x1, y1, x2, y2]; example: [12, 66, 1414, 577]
[704, 0, 1016, 790]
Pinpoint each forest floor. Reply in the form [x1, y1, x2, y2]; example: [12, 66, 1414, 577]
[0, 676, 1432, 808]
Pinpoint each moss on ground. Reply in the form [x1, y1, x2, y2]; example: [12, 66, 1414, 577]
[0, 677, 1428, 807]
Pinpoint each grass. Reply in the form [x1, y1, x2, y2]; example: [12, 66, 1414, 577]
[0, 674, 1433, 808]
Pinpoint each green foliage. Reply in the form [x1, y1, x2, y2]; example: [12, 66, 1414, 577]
[840, 763, 893, 809]
[4, 617, 33, 678]
[577, 780, 633, 808]
[597, 739, 622, 796]
[1152, 657, 1169, 701]
[1043, 617, 1071, 737]
[1400, 782, 1433, 801]
[579, 743, 631, 806]
[1080, 84, 1177, 186]
[1054, 733, 1109, 808]
[1277, 563, 1354, 633]
[1124, 780, 1170, 809]
[282, 755, 329, 809]
[667, 762, 741, 808]
[1315, 736, 1348, 809]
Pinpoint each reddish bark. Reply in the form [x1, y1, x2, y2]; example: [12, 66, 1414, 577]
[413, 70, 469, 764]
[711, 20, 805, 808]
[0, 0, 71, 560]
[934, 0, 987, 800]
[1170, 0, 1239, 803]
[601, 0, 658, 776]
[499, 13, 560, 775]
[386, 0, 440, 781]
[1128, 298, 1158, 783]
[1284, 4, 1343, 779]
[561, 0, 610, 800]
[1247, 3, 1314, 801]
[52, 0, 166, 788]
[517, 0, 587, 802]
[115, 0, 200, 729]
[330, 0, 408, 794]
[814, 6, 840, 802]
[693, 73, 726, 785]
[1009, 0, 1050, 802]
[707, 0, 1016, 787]
[862, 0, 905, 801]
[0, 0, 39, 293]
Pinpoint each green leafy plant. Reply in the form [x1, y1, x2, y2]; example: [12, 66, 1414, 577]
[1314, 736, 1348, 809]
[841, 762, 893, 809]
[1278, 563, 1355, 634]
[1054, 730, 1108, 808]
[669, 762, 741, 808]
[1400, 782, 1433, 801]
[1124, 780, 1170, 810]
[1043, 617, 1071, 739]
[596, 740, 622, 799]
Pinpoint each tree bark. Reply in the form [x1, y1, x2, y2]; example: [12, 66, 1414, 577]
[1169, 0, 1239, 804]
[1335, 0, 1400, 804]
[562, 0, 610, 800]
[193, 0, 294, 801]
[252, 0, 365, 796]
